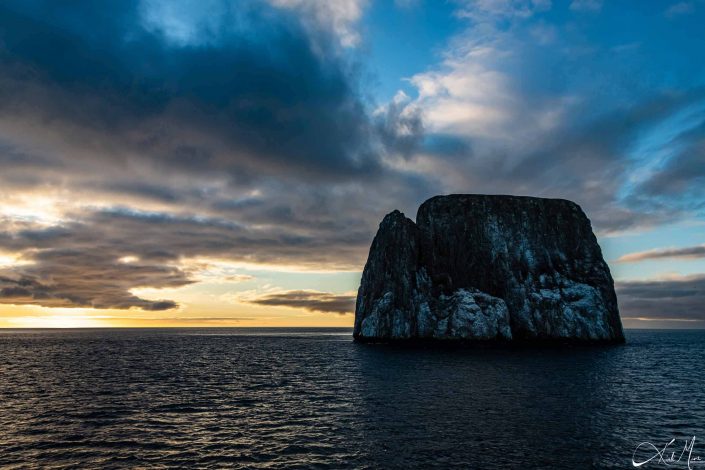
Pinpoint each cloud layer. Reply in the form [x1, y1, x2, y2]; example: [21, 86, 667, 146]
[618, 244, 705, 263]
[0, 0, 704, 319]
[0, 0, 425, 311]
[617, 275, 705, 322]
[245, 290, 356, 314]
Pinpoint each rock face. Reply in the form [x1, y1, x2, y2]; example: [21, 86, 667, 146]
[353, 195, 625, 344]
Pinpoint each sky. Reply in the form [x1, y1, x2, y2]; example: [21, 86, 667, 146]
[0, 0, 704, 328]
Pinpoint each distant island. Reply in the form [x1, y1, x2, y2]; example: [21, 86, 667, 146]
[353, 195, 625, 344]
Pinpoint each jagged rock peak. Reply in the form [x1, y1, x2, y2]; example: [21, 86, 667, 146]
[354, 194, 625, 344]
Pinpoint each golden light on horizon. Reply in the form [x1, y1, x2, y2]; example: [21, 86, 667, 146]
[0, 244, 360, 328]
[0, 301, 355, 328]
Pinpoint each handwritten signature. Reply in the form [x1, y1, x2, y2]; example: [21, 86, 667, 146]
[633, 437, 703, 468]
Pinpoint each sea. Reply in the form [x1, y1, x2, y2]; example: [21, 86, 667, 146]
[1, 328, 703, 469]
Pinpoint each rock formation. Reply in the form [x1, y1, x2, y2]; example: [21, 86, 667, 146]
[353, 195, 625, 344]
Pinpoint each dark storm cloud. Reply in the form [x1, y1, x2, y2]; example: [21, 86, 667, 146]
[616, 276, 705, 321]
[0, 0, 381, 181]
[246, 290, 356, 314]
[617, 244, 705, 263]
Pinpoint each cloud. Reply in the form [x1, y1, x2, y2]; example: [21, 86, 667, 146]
[617, 244, 705, 263]
[570, 0, 602, 12]
[408, 45, 517, 139]
[616, 275, 705, 321]
[0, 270, 185, 311]
[374, 91, 424, 159]
[267, 0, 368, 48]
[530, 22, 557, 45]
[0, 0, 381, 184]
[665, 2, 695, 18]
[224, 275, 255, 282]
[454, 0, 551, 22]
[0, 204, 375, 310]
[244, 290, 356, 314]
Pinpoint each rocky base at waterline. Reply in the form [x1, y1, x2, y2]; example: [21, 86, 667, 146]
[353, 195, 625, 345]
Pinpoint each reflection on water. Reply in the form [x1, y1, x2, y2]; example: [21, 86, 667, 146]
[0, 328, 703, 468]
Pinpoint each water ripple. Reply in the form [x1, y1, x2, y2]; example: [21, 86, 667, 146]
[1, 328, 704, 468]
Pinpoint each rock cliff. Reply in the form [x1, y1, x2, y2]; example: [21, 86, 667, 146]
[353, 195, 625, 344]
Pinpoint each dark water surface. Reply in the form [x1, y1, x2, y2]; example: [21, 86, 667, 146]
[1, 328, 704, 469]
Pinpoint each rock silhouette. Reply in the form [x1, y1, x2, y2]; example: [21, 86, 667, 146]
[353, 195, 625, 344]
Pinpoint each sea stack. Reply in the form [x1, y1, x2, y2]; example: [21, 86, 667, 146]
[353, 195, 625, 344]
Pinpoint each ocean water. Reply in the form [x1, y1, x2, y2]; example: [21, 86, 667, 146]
[0, 328, 704, 469]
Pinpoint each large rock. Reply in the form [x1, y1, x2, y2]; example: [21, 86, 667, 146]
[353, 195, 625, 344]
